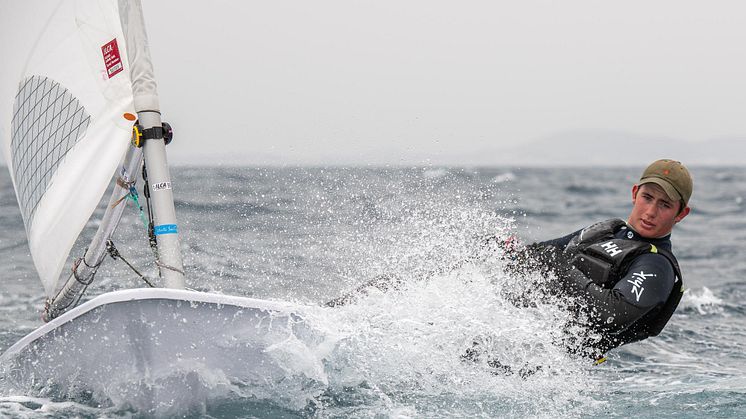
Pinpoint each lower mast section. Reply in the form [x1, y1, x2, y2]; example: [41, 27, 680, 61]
[136, 110, 185, 289]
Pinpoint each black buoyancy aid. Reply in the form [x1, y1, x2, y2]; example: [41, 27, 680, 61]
[565, 219, 684, 339]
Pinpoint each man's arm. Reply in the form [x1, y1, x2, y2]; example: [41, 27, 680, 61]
[537, 230, 581, 250]
[559, 253, 676, 333]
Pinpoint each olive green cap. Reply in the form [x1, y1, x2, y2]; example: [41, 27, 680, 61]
[638, 159, 693, 206]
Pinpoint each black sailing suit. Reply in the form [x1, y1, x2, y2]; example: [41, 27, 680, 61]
[521, 218, 684, 355]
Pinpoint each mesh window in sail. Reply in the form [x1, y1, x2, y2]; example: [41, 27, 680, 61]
[10, 75, 91, 230]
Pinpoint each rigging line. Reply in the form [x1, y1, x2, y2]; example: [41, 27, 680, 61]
[111, 192, 128, 207]
[110, 176, 135, 207]
[122, 184, 149, 228]
[155, 260, 186, 276]
[130, 187, 149, 228]
[141, 163, 162, 278]
[105, 240, 155, 288]
[72, 252, 105, 285]
[46, 251, 103, 317]
[142, 163, 158, 251]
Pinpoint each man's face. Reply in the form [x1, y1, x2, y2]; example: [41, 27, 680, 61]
[628, 183, 690, 238]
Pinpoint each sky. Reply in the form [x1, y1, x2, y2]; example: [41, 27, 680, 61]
[3, 0, 746, 166]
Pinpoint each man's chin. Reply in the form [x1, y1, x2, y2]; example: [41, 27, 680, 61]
[633, 222, 658, 238]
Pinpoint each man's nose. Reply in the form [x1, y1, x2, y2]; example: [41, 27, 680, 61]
[646, 202, 658, 218]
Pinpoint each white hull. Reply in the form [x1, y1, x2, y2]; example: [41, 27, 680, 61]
[0, 289, 331, 414]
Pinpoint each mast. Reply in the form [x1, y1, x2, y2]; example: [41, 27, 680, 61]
[43, 0, 184, 321]
[119, 0, 185, 288]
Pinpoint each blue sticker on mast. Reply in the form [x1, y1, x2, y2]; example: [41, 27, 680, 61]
[154, 224, 178, 235]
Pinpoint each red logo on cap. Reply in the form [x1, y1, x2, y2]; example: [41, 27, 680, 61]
[663, 169, 670, 175]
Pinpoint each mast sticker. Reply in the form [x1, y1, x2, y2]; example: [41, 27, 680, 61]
[154, 224, 178, 235]
[152, 182, 172, 191]
[102, 39, 123, 78]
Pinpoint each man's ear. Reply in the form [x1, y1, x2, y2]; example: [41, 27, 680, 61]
[631, 184, 639, 202]
[675, 206, 690, 223]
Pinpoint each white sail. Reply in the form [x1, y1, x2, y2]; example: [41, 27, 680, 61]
[0, 1, 135, 296]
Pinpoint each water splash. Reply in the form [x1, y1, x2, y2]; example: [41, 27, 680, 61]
[0, 168, 616, 417]
[305, 265, 596, 416]
[492, 172, 516, 183]
[422, 168, 449, 179]
[679, 287, 724, 315]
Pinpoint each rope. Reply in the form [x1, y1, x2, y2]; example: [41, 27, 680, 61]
[142, 164, 159, 253]
[141, 164, 168, 281]
[121, 162, 182, 282]
[126, 185, 149, 228]
[71, 252, 104, 285]
[156, 261, 186, 276]
[111, 177, 132, 207]
[106, 240, 155, 288]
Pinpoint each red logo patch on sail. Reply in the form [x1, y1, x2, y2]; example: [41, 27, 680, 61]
[102, 39, 123, 78]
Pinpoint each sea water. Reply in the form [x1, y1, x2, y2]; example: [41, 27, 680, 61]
[0, 166, 743, 418]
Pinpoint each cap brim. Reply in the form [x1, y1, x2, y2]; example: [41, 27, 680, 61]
[638, 177, 682, 203]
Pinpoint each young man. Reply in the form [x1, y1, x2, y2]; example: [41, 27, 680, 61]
[329, 159, 693, 365]
[518, 159, 692, 356]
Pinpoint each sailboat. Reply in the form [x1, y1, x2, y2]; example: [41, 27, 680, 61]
[0, 0, 330, 413]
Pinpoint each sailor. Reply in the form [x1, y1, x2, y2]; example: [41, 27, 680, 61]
[509, 159, 693, 357]
[328, 159, 693, 367]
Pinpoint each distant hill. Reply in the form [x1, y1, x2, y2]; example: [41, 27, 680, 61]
[453, 131, 746, 167]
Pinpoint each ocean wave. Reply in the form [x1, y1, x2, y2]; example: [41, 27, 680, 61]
[2, 167, 745, 417]
[564, 184, 615, 195]
[0, 396, 105, 419]
[174, 199, 277, 215]
[0, 239, 27, 253]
